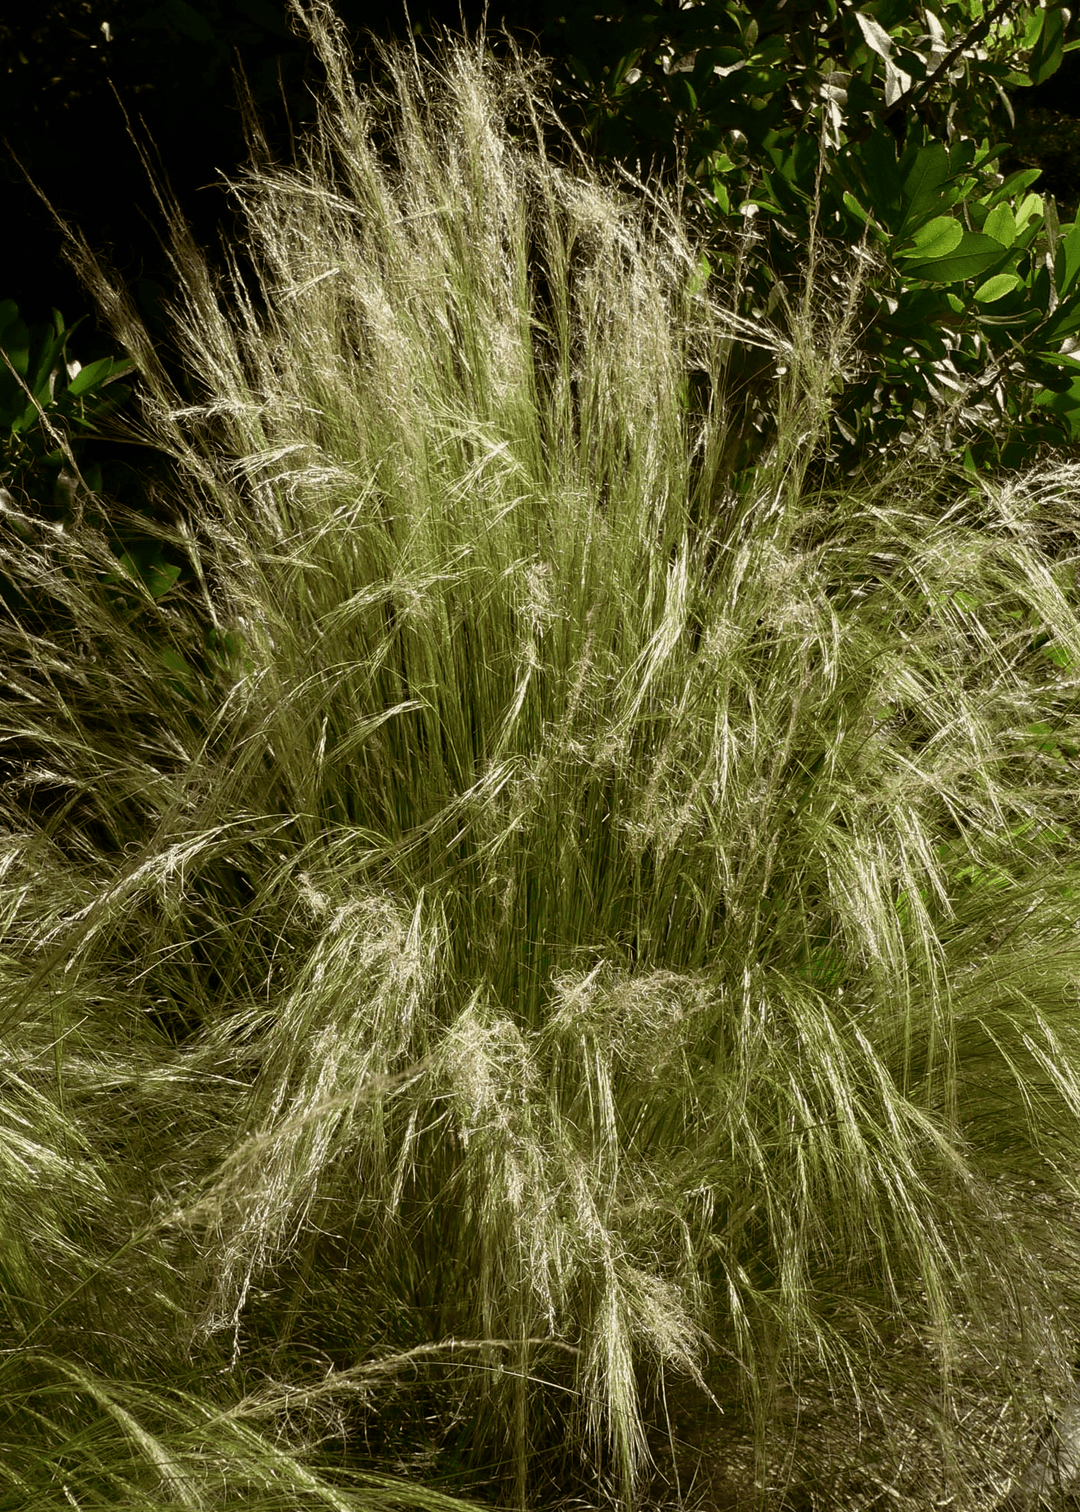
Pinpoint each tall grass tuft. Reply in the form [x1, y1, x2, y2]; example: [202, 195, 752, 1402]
[6, 0, 1080, 1505]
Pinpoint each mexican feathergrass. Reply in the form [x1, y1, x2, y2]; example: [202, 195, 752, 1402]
[5, 1, 1080, 1505]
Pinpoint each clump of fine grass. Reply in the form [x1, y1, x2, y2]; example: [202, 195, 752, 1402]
[5, 1, 1080, 1506]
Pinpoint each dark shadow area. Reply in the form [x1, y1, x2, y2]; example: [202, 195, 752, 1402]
[0, 0, 555, 350]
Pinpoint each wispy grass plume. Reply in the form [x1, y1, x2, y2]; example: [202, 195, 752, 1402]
[5, 1, 1080, 1506]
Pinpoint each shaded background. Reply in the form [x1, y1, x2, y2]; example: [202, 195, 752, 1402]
[1, 1, 550, 363]
[4, 1, 1080, 366]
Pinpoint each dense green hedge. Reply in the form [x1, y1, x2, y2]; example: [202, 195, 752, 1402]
[528, 0, 1080, 479]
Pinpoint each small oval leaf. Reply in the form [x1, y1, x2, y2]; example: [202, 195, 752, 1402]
[855, 10, 895, 59]
[983, 201, 1017, 247]
[67, 356, 134, 398]
[145, 561, 181, 599]
[974, 272, 1022, 302]
[898, 215, 963, 260]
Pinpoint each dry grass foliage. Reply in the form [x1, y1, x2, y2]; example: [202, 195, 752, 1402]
[3, 2, 1080, 1507]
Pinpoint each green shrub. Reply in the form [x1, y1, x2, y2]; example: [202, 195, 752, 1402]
[0, 298, 134, 518]
[536, 0, 1080, 479]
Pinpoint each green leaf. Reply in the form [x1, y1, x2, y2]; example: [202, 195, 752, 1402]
[9, 400, 40, 436]
[1031, 2, 1065, 84]
[900, 229, 1009, 282]
[993, 167, 1042, 203]
[883, 55, 912, 107]
[29, 326, 69, 405]
[710, 179, 730, 214]
[899, 143, 953, 233]
[854, 10, 895, 60]
[0, 299, 19, 339]
[158, 648, 193, 677]
[1046, 194, 1062, 261]
[1026, 719, 1068, 753]
[973, 272, 1022, 302]
[144, 560, 181, 599]
[840, 124, 906, 233]
[1057, 223, 1080, 297]
[158, 646, 199, 701]
[609, 50, 644, 94]
[113, 551, 180, 600]
[1016, 191, 1044, 231]
[982, 201, 1016, 247]
[67, 356, 135, 398]
[674, 75, 698, 113]
[1034, 374, 1080, 438]
[898, 214, 963, 260]
[688, 253, 711, 297]
[842, 190, 879, 230]
[1025, 6, 1048, 49]
[1039, 302, 1080, 342]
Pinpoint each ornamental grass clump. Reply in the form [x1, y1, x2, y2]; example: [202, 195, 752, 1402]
[5, 1, 1080, 1506]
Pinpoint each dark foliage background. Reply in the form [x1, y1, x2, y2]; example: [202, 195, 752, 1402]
[7, 3, 1080, 528]
[2, 1, 549, 355]
[6, 1, 1080, 342]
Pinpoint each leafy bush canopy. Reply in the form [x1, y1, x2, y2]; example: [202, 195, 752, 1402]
[0, 298, 134, 516]
[537, 0, 1080, 477]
